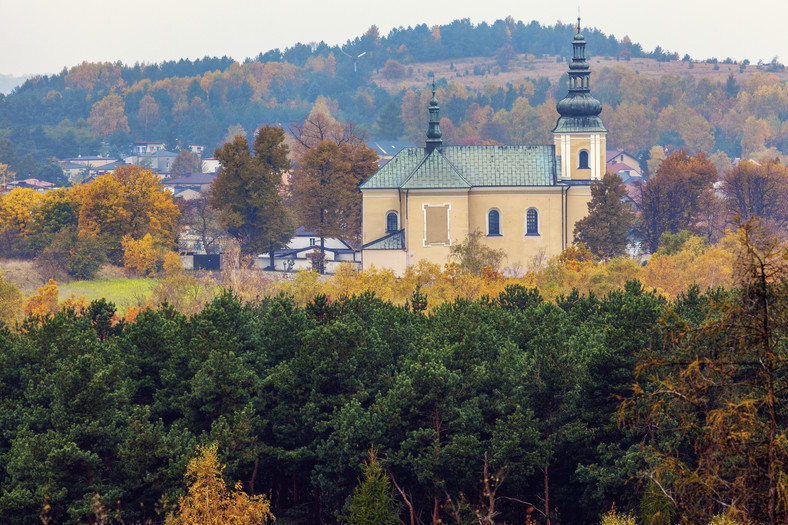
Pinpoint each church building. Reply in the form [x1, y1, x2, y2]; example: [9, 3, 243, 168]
[360, 21, 606, 274]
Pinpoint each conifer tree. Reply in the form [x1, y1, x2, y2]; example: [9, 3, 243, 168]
[347, 448, 399, 525]
[573, 171, 635, 259]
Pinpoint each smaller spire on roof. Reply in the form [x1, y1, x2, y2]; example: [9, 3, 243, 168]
[425, 75, 442, 153]
[576, 9, 581, 34]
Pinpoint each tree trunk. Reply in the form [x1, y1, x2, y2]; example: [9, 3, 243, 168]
[250, 457, 259, 495]
[544, 463, 550, 525]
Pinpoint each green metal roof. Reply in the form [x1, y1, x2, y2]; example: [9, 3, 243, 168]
[552, 115, 607, 133]
[401, 149, 470, 189]
[360, 145, 559, 190]
[362, 229, 405, 250]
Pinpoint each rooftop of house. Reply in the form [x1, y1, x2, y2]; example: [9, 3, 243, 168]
[366, 141, 417, 157]
[164, 172, 217, 185]
[149, 149, 177, 158]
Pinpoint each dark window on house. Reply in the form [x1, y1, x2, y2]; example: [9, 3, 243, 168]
[386, 211, 398, 232]
[526, 208, 539, 235]
[579, 150, 590, 169]
[310, 238, 316, 246]
[488, 209, 500, 236]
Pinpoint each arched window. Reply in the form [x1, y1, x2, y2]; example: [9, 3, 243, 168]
[526, 208, 539, 235]
[578, 150, 590, 169]
[487, 209, 501, 236]
[386, 211, 399, 232]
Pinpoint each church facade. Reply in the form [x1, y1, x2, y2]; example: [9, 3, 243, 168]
[360, 22, 606, 274]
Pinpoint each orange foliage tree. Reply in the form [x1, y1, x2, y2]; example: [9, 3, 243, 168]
[24, 278, 59, 317]
[79, 165, 180, 261]
[88, 93, 130, 140]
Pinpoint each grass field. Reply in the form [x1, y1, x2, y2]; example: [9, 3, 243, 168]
[59, 278, 159, 310]
[1, 259, 160, 310]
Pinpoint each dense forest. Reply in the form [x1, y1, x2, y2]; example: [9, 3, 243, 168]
[1, 223, 787, 524]
[1, 17, 785, 185]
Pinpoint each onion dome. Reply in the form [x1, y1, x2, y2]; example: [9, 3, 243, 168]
[553, 18, 607, 133]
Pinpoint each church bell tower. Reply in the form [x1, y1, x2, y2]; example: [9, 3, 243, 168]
[552, 17, 607, 181]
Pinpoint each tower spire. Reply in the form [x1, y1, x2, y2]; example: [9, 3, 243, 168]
[425, 75, 442, 153]
[552, 15, 604, 129]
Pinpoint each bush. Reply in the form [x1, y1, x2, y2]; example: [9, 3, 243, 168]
[36, 229, 107, 281]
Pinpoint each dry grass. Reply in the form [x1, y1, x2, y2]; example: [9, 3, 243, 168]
[0, 258, 46, 295]
[371, 54, 787, 93]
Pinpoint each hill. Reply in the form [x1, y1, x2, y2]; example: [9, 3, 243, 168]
[0, 16, 785, 183]
[371, 54, 788, 93]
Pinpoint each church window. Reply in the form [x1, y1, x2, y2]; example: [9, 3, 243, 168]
[579, 150, 590, 169]
[526, 208, 539, 235]
[386, 211, 399, 232]
[423, 204, 450, 246]
[487, 209, 501, 236]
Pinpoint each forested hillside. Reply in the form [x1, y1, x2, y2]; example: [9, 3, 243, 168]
[1, 17, 785, 184]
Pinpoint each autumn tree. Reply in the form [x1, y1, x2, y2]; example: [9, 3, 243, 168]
[137, 94, 160, 138]
[623, 221, 788, 524]
[0, 188, 44, 236]
[0, 271, 23, 326]
[223, 124, 247, 144]
[639, 151, 717, 252]
[167, 443, 274, 525]
[720, 159, 788, 228]
[574, 172, 635, 259]
[646, 146, 666, 174]
[290, 140, 378, 264]
[79, 165, 181, 262]
[210, 126, 294, 261]
[289, 102, 367, 163]
[180, 194, 225, 254]
[170, 150, 202, 179]
[88, 93, 130, 140]
[448, 229, 507, 275]
[0, 162, 14, 185]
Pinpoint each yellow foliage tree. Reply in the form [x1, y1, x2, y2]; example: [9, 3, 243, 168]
[122, 234, 164, 276]
[24, 278, 59, 317]
[79, 166, 180, 260]
[0, 271, 24, 325]
[0, 162, 14, 185]
[167, 443, 274, 525]
[0, 188, 44, 235]
[88, 93, 130, 140]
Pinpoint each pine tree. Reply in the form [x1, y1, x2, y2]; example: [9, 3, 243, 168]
[573, 171, 635, 259]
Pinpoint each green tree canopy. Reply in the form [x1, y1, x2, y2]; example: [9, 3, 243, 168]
[210, 126, 294, 259]
[573, 171, 635, 259]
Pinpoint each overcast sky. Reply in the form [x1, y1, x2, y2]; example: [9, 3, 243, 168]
[1, 0, 785, 77]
